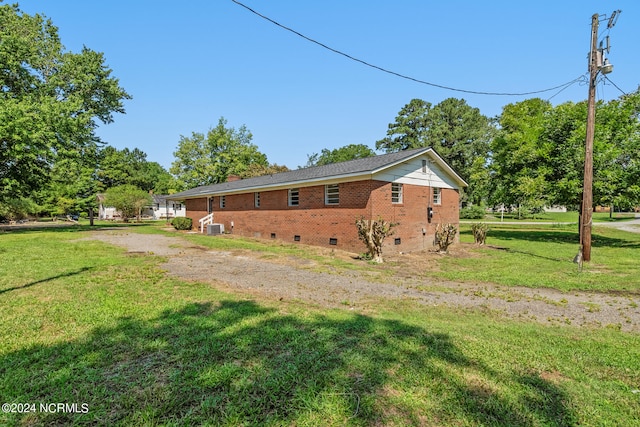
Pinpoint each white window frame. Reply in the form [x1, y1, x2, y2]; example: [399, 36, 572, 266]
[433, 187, 442, 205]
[220, 195, 226, 209]
[288, 188, 299, 206]
[422, 159, 427, 174]
[254, 192, 260, 208]
[325, 184, 339, 205]
[391, 183, 403, 204]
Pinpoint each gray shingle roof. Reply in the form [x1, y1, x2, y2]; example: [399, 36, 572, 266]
[151, 194, 181, 205]
[170, 147, 461, 199]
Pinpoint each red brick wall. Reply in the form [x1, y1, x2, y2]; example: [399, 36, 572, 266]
[369, 183, 460, 252]
[184, 198, 209, 231]
[184, 180, 460, 253]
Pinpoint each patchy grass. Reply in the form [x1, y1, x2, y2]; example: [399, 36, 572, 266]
[1, 227, 639, 425]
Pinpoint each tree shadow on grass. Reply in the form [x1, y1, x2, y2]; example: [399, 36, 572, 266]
[0, 267, 93, 295]
[0, 300, 578, 426]
[0, 222, 154, 235]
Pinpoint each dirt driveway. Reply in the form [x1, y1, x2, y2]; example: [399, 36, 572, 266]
[87, 229, 640, 333]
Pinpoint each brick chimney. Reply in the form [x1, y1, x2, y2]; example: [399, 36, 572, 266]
[226, 174, 241, 182]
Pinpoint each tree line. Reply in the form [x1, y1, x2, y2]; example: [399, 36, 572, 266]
[376, 94, 640, 214]
[2, 4, 639, 221]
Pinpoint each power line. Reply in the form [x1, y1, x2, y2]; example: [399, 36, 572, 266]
[231, 0, 585, 97]
[547, 74, 588, 101]
[603, 75, 627, 96]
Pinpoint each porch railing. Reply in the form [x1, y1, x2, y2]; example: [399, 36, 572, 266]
[199, 212, 214, 233]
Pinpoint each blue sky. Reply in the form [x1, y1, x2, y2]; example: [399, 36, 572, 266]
[16, 1, 640, 170]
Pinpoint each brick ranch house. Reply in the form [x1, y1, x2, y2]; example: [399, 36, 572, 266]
[171, 147, 467, 254]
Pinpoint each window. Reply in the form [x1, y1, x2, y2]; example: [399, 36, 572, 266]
[433, 187, 442, 205]
[288, 188, 299, 206]
[391, 183, 403, 204]
[220, 195, 226, 208]
[422, 159, 427, 174]
[325, 184, 339, 205]
[254, 192, 260, 208]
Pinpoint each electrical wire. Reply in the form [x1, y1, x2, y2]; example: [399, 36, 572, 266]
[547, 74, 588, 101]
[231, 0, 585, 97]
[603, 75, 627, 96]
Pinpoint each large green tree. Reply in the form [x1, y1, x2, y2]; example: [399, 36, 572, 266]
[491, 90, 640, 213]
[104, 184, 152, 222]
[377, 98, 493, 204]
[37, 145, 101, 217]
[31, 145, 172, 218]
[376, 99, 431, 151]
[540, 101, 586, 208]
[592, 90, 640, 211]
[170, 117, 268, 190]
[490, 98, 553, 213]
[305, 144, 375, 167]
[239, 163, 290, 178]
[0, 4, 130, 203]
[97, 146, 172, 193]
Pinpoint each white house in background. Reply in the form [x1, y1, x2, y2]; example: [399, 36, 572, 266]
[96, 194, 118, 219]
[142, 195, 186, 220]
[96, 194, 186, 220]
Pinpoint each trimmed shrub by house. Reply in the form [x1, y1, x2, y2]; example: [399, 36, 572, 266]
[434, 223, 457, 253]
[172, 217, 192, 230]
[471, 222, 489, 245]
[355, 216, 396, 263]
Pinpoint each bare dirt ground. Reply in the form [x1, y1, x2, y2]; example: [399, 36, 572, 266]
[85, 228, 640, 333]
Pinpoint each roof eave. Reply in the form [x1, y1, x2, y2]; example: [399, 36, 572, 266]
[177, 171, 375, 199]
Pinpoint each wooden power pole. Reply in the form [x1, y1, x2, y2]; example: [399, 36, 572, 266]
[580, 13, 599, 262]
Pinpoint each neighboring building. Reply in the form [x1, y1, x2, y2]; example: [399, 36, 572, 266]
[96, 194, 119, 220]
[142, 195, 186, 220]
[97, 194, 186, 220]
[544, 206, 567, 213]
[170, 147, 467, 253]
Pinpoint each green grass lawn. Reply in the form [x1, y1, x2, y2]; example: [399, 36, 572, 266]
[442, 223, 640, 293]
[465, 210, 637, 223]
[1, 226, 639, 426]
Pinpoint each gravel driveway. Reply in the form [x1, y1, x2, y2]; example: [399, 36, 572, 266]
[87, 229, 640, 333]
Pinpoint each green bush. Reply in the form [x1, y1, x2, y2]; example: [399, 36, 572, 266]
[171, 217, 193, 230]
[460, 205, 486, 219]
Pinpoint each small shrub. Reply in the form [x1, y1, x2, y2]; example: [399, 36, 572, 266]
[172, 217, 193, 230]
[471, 222, 489, 245]
[460, 204, 486, 219]
[434, 223, 457, 253]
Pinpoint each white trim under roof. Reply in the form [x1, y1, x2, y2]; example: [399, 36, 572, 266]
[175, 148, 467, 199]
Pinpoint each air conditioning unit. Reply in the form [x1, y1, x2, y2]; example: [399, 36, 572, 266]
[207, 223, 225, 235]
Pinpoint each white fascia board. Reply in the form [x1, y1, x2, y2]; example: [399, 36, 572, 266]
[183, 172, 374, 198]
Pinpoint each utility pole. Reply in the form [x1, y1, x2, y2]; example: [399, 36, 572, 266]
[580, 13, 599, 262]
[579, 10, 619, 262]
